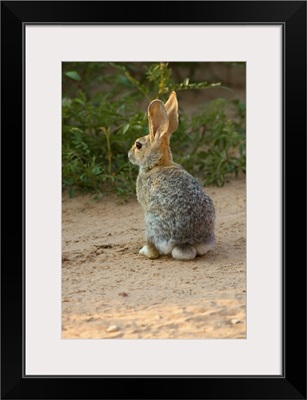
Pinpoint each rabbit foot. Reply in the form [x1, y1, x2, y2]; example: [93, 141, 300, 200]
[172, 244, 197, 260]
[139, 244, 160, 259]
[194, 241, 215, 256]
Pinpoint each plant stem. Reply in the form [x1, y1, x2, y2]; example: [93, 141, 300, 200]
[101, 127, 112, 175]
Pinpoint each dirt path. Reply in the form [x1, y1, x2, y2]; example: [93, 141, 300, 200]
[62, 176, 246, 339]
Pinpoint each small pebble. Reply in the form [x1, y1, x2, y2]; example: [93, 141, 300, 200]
[107, 325, 119, 332]
[231, 319, 242, 325]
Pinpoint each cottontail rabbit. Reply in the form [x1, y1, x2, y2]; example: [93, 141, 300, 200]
[128, 91, 215, 260]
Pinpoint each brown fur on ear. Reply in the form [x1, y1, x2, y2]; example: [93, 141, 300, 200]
[164, 91, 178, 136]
[148, 100, 169, 141]
[158, 135, 173, 166]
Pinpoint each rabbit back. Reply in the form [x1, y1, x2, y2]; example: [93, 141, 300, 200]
[137, 165, 215, 250]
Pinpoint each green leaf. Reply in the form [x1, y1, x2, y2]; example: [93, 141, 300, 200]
[65, 71, 81, 81]
[122, 124, 130, 134]
[74, 98, 86, 105]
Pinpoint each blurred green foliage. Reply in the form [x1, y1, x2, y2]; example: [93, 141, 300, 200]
[62, 62, 246, 199]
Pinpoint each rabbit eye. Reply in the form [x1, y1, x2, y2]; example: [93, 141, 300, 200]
[135, 141, 142, 150]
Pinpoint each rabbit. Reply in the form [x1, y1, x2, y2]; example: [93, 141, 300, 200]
[128, 91, 215, 260]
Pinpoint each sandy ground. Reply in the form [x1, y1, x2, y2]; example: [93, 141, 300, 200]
[62, 176, 246, 339]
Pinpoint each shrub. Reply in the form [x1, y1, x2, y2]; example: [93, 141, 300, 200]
[62, 62, 245, 199]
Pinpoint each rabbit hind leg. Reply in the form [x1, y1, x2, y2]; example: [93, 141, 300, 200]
[172, 244, 197, 260]
[194, 240, 215, 256]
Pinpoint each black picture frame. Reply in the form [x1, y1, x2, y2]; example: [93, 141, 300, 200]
[1, 1, 306, 399]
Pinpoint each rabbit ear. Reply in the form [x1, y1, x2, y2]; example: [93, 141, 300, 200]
[148, 99, 169, 141]
[164, 91, 178, 135]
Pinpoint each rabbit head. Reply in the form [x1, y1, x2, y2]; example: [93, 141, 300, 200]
[128, 91, 179, 170]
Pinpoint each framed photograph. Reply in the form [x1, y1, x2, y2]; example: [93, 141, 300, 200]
[1, 1, 306, 399]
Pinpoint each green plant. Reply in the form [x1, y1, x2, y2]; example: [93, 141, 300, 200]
[172, 98, 246, 187]
[62, 62, 246, 199]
